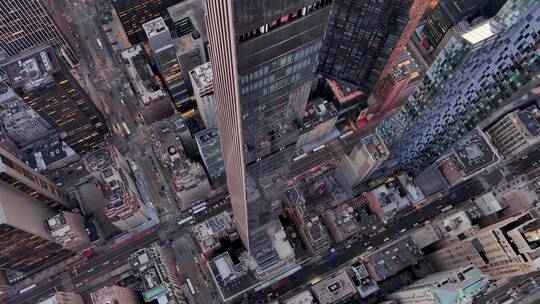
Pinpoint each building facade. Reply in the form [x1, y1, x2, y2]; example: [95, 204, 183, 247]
[485, 105, 540, 158]
[46, 211, 91, 253]
[336, 134, 389, 189]
[194, 127, 226, 188]
[0, 146, 72, 211]
[319, 0, 428, 97]
[4, 45, 107, 154]
[428, 210, 540, 279]
[0, 182, 69, 273]
[205, 0, 332, 261]
[190, 62, 217, 129]
[83, 145, 149, 231]
[378, 1, 540, 174]
[143, 18, 189, 105]
[386, 266, 488, 304]
[0, 0, 78, 67]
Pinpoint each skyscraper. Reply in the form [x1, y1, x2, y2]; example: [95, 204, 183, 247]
[205, 0, 332, 257]
[0, 0, 79, 67]
[143, 17, 190, 106]
[0, 180, 69, 273]
[378, 1, 540, 174]
[319, 0, 428, 101]
[423, 0, 491, 50]
[0, 146, 72, 211]
[112, 0, 179, 45]
[3, 45, 108, 154]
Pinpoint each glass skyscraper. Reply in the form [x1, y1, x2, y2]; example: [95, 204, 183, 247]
[378, 0, 540, 174]
[205, 0, 332, 265]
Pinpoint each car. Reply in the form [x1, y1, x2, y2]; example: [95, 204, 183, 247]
[366, 246, 374, 251]
[103, 261, 110, 266]
[383, 237, 390, 242]
[346, 244, 352, 249]
[399, 228, 407, 234]
[413, 222, 419, 227]
[75, 282, 84, 288]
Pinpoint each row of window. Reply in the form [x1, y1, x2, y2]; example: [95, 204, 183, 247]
[241, 41, 322, 85]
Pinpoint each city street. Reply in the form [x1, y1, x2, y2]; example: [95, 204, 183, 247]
[248, 178, 485, 302]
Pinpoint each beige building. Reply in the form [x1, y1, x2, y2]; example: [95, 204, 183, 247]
[190, 62, 217, 129]
[37, 292, 84, 304]
[428, 209, 540, 279]
[46, 211, 91, 253]
[91, 285, 141, 304]
[83, 145, 150, 231]
[486, 105, 540, 158]
[336, 134, 389, 189]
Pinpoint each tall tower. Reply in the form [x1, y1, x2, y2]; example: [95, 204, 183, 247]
[143, 17, 190, 106]
[378, 1, 540, 174]
[205, 0, 332, 253]
[0, 181, 70, 273]
[0, 145, 72, 211]
[0, 0, 79, 67]
[319, 0, 428, 117]
[3, 45, 108, 155]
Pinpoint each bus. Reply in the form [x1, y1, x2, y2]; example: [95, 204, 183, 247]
[191, 202, 207, 211]
[19, 284, 37, 294]
[339, 130, 354, 139]
[178, 216, 193, 226]
[96, 38, 104, 50]
[186, 278, 196, 294]
[122, 122, 131, 137]
[192, 206, 207, 215]
[313, 144, 326, 152]
[293, 153, 307, 162]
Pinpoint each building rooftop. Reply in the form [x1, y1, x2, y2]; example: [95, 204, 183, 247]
[84, 147, 113, 172]
[322, 203, 359, 243]
[192, 210, 238, 256]
[90, 286, 127, 304]
[363, 134, 390, 162]
[312, 269, 357, 304]
[349, 263, 379, 298]
[453, 131, 498, 176]
[190, 62, 213, 92]
[121, 45, 167, 105]
[326, 78, 364, 104]
[4, 45, 59, 92]
[46, 211, 90, 251]
[461, 20, 501, 45]
[363, 236, 423, 281]
[167, 0, 207, 41]
[142, 17, 168, 39]
[27, 140, 78, 171]
[283, 290, 316, 304]
[301, 99, 338, 132]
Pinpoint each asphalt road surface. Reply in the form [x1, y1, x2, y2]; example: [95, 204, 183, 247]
[247, 178, 485, 303]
